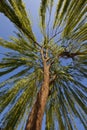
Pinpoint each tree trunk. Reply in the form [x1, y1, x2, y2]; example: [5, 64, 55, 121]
[25, 60, 50, 130]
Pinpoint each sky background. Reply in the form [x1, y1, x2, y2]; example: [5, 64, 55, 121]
[0, 0, 86, 130]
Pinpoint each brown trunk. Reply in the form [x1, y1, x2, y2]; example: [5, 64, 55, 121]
[25, 60, 50, 130]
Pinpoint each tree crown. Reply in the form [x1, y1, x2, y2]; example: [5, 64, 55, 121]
[0, 0, 87, 130]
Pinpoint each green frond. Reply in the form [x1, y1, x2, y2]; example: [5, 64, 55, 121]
[45, 103, 55, 130]
[53, 0, 63, 28]
[48, 79, 87, 130]
[55, 106, 65, 130]
[49, 87, 65, 130]
[0, 55, 33, 77]
[0, 36, 41, 77]
[0, 68, 43, 129]
[53, 0, 71, 28]
[62, 0, 86, 37]
[40, 0, 48, 30]
[1, 79, 37, 130]
[72, 23, 87, 42]
[58, 78, 87, 127]
[0, 0, 36, 43]
[0, 37, 38, 56]
[63, 87, 87, 129]
[0, 67, 30, 90]
[0, 77, 30, 112]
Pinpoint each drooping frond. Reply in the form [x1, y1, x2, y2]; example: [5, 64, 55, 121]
[0, 0, 36, 43]
[53, 0, 70, 28]
[0, 76, 37, 129]
[72, 23, 87, 42]
[45, 70, 87, 129]
[40, 0, 55, 35]
[53, 0, 86, 37]
[45, 105, 55, 130]
[40, 0, 48, 30]
[0, 36, 40, 78]
[0, 68, 43, 129]
[62, 0, 86, 37]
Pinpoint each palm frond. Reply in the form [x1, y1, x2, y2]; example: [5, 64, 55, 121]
[53, 0, 64, 28]
[53, 0, 71, 28]
[0, 0, 36, 43]
[62, 0, 86, 37]
[0, 68, 43, 129]
[0, 79, 37, 129]
[40, 0, 48, 29]
[0, 36, 41, 77]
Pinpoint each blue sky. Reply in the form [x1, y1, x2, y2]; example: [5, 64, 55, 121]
[0, 0, 86, 130]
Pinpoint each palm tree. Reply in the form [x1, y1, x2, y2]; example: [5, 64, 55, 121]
[0, 0, 87, 130]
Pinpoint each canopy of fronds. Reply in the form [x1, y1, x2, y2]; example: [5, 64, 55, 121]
[0, 0, 87, 130]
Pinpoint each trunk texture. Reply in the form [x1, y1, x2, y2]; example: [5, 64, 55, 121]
[25, 60, 50, 130]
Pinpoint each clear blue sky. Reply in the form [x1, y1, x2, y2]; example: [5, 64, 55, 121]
[0, 0, 86, 130]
